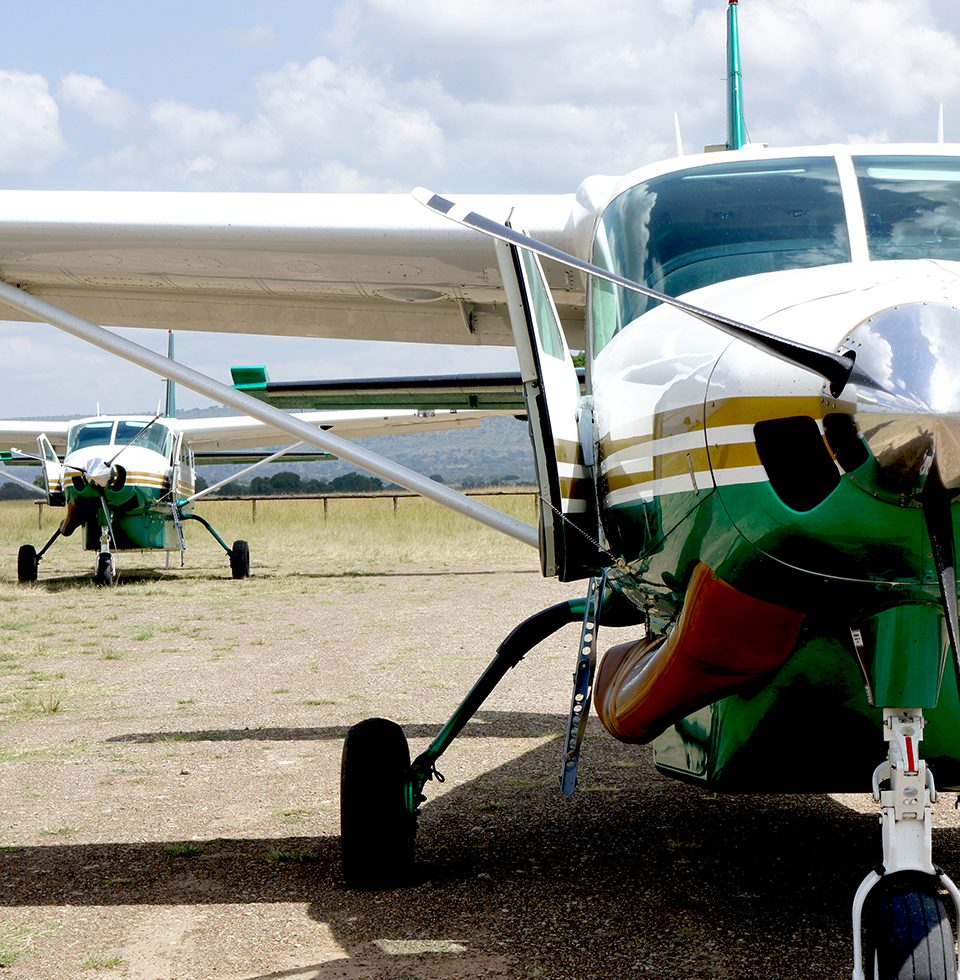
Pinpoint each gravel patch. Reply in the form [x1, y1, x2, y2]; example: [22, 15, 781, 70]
[1, 563, 959, 978]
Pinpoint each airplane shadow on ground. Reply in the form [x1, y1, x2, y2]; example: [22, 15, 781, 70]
[29, 569, 227, 591]
[30, 566, 538, 591]
[3, 709, 952, 979]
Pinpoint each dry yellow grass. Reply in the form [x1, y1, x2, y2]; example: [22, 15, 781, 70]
[0, 490, 540, 581]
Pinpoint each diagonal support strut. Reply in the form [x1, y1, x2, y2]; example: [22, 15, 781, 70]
[0, 280, 538, 548]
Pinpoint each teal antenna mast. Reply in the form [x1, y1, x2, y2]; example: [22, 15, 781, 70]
[726, 0, 747, 149]
[164, 330, 176, 418]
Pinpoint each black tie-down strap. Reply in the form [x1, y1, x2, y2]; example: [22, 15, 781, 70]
[560, 571, 608, 797]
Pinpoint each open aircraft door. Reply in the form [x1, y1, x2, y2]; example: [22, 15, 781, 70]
[36, 433, 64, 506]
[494, 236, 597, 581]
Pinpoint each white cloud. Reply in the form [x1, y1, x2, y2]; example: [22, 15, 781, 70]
[145, 100, 284, 186]
[742, 0, 960, 144]
[255, 57, 445, 181]
[23, 0, 960, 193]
[59, 73, 134, 128]
[149, 100, 238, 149]
[0, 71, 65, 173]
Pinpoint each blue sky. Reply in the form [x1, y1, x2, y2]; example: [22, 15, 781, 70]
[3, 0, 960, 416]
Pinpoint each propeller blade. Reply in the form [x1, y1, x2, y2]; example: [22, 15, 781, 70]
[96, 489, 117, 551]
[414, 188, 863, 397]
[921, 460, 960, 674]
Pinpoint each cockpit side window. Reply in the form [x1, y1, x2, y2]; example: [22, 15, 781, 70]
[590, 156, 850, 354]
[66, 420, 114, 453]
[854, 155, 960, 260]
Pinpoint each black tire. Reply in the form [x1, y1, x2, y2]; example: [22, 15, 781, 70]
[340, 717, 416, 889]
[95, 552, 113, 587]
[17, 544, 37, 583]
[865, 873, 954, 980]
[230, 540, 250, 579]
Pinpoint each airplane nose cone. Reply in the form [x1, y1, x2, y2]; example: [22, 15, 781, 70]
[842, 302, 960, 495]
[86, 457, 113, 488]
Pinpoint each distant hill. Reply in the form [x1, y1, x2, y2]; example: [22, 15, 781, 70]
[200, 414, 535, 487]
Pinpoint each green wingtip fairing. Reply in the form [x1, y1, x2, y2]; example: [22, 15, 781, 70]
[230, 365, 270, 389]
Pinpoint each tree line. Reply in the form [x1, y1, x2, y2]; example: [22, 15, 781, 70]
[210, 471, 385, 496]
[0, 467, 529, 501]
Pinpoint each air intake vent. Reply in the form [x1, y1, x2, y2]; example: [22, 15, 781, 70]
[753, 416, 840, 512]
[822, 412, 869, 473]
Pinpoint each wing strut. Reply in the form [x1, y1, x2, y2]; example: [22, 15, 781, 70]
[0, 281, 538, 549]
[182, 442, 306, 505]
[0, 462, 46, 497]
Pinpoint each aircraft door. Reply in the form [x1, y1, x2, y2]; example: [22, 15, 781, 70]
[169, 431, 193, 501]
[36, 433, 64, 506]
[494, 236, 596, 580]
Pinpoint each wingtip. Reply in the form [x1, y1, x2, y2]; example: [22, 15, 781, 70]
[412, 187, 456, 217]
[411, 186, 433, 206]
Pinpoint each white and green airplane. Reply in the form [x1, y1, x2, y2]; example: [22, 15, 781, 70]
[0, 2, 958, 975]
[0, 339, 501, 585]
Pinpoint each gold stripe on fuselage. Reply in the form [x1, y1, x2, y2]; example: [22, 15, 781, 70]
[603, 444, 761, 492]
[555, 439, 583, 466]
[600, 395, 843, 459]
[600, 395, 846, 496]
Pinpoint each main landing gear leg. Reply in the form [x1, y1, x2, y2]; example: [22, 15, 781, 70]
[17, 526, 62, 583]
[179, 512, 249, 578]
[851, 709, 960, 980]
[339, 579, 630, 889]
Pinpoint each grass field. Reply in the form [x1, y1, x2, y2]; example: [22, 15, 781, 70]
[0, 491, 540, 584]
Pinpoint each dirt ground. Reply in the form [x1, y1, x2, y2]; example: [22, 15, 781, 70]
[2, 547, 960, 979]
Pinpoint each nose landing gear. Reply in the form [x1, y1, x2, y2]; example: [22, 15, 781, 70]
[852, 709, 960, 979]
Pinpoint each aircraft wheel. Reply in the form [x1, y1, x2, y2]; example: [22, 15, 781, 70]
[95, 553, 114, 587]
[865, 873, 954, 979]
[17, 544, 37, 583]
[340, 717, 416, 889]
[230, 539, 250, 579]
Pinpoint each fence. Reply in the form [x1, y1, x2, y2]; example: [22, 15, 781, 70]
[33, 487, 539, 527]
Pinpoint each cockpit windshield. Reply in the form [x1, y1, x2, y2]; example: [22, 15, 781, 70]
[591, 156, 851, 352]
[66, 421, 114, 453]
[66, 419, 172, 456]
[114, 420, 171, 455]
[854, 155, 960, 261]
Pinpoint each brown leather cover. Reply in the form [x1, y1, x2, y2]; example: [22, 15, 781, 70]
[594, 562, 804, 743]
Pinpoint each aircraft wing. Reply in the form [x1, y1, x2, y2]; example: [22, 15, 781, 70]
[175, 408, 516, 454]
[229, 364, 587, 411]
[0, 420, 71, 456]
[0, 190, 584, 349]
